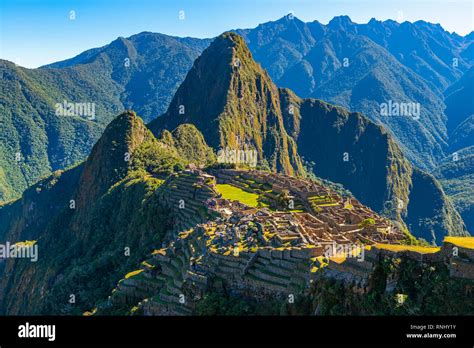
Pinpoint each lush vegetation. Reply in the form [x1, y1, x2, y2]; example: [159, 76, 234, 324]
[0, 111, 207, 314]
[0, 34, 208, 201]
[149, 32, 306, 177]
[312, 258, 474, 315]
[433, 147, 474, 233]
[0, 24, 471, 316]
[215, 184, 262, 207]
[195, 291, 312, 315]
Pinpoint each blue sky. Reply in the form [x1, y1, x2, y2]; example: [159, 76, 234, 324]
[1, 0, 473, 68]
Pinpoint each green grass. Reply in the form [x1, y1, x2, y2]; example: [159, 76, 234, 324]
[215, 184, 263, 207]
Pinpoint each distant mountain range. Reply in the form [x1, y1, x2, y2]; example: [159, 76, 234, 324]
[0, 15, 472, 235]
[236, 15, 473, 170]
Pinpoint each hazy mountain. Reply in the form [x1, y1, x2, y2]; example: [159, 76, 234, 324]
[444, 66, 474, 151]
[433, 146, 474, 233]
[0, 34, 208, 201]
[44, 33, 210, 122]
[429, 67, 474, 233]
[0, 59, 117, 201]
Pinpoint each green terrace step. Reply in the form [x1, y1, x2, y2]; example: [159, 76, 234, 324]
[171, 277, 184, 290]
[214, 267, 237, 279]
[141, 275, 166, 287]
[254, 259, 270, 268]
[175, 208, 199, 219]
[290, 277, 308, 287]
[176, 252, 188, 266]
[172, 304, 193, 315]
[171, 255, 184, 269]
[166, 283, 183, 296]
[150, 295, 168, 305]
[161, 262, 181, 278]
[270, 258, 300, 271]
[247, 268, 289, 286]
[185, 271, 208, 285]
[118, 281, 137, 289]
[170, 179, 198, 187]
[244, 273, 289, 292]
[159, 286, 174, 298]
[291, 267, 311, 279]
[255, 257, 275, 267]
[296, 262, 311, 271]
[135, 278, 164, 291]
[259, 263, 293, 277]
[217, 264, 241, 275]
[132, 287, 156, 300]
[254, 266, 292, 283]
[172, 200, 205, 214]
[175, 214, 200, 226]
[218, 257, 244, 268]
[159, 293, 180, 305]
[171, 176, 199, 184]
[196, 189, 215, 198]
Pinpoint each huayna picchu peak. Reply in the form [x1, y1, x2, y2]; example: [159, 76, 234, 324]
[1, 4, 473, 332]
[149, 32, 306, 177]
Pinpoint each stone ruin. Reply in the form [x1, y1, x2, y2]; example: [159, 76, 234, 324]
[100, 168, 474, 315]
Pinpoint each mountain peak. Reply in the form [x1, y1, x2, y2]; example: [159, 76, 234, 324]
[75, 110, 152, 211]
[213, 31, 253, 59]
[218, 31, 242, 43]
[328, 15, 354, 28]
[149, 32, 305, 176]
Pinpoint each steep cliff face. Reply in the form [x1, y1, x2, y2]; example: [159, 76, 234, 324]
[236, 15, 474, 171]
[286, 96, 412, 216]
[279, 89, 466, 241]
[405, 168, 468, 244]
[0, 165, 83, 243]
[432, 146, 474, 234]
[149, 32, 305, 177]
[74, 111, 153, 214]
[0, 111, 208, 315]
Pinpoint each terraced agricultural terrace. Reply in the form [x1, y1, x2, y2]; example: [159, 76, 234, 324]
[89, 168, 474, 315]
